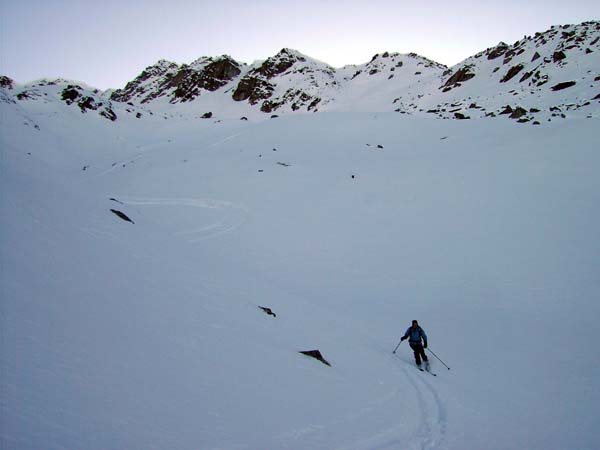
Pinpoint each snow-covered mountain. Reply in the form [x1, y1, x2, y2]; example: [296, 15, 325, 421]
[2, 20, 600, 450]
[2, 21, 599, 123]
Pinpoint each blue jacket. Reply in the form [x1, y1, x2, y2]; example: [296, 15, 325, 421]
[402, 326, 427, 345]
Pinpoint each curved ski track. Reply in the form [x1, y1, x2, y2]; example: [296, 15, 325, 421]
[401, 366, 447, 450]
[119, 197, 248, 242]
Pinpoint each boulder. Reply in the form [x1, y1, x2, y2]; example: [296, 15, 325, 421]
[110, 209, 134, 224]
[509, 107, 528, 119]
[553, 51, 567, 63]
[299, 350, 331, 367]
[442, 66, 476, 89]
[550, 81, 576, 91]
[487, 42, 509, 60]
[258, 306, 276, 317]
[0, 76, 14, 89]
[500, 64, 524, 83]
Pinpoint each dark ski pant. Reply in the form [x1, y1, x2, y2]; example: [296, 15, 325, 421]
[409, 343, 428, 366]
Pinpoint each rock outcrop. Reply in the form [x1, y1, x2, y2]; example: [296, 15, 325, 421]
[4, 20, 600, 124]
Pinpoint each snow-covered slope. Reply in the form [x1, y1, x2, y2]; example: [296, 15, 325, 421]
[3, 20, 599, 123]
[2, 20, 600, 450]
[405, 20, 600, 123]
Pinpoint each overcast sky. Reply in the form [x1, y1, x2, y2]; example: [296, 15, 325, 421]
[1, 0, 599, 90]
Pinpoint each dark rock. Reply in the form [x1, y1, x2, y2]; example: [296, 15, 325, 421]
[550, 81, 576, 91]
[15, 91, 33, 100]
[201, 112, 213, 119]
[110, 209, 134, 224]
[112, 56, 241, 105]
[499, 105, 513, 115]
[509, 107, 528, 119]
[171, 57, 242, 102]
[77, 96, 98, 112]
[258, 306, 276, 317]
[111, 60, 179, 103]
[487, 42, 509, 60]
[100, 108, 117, 121]
[531, 52, 541, 62]
[442, 66, 476, 88]
[593, 93, 600, 100]
[519, 71, 533, 83]
[299, 350, 331, 367]
[454, 112, 469, 120]
[500, 64, 524, 83]
[232, 76, 274, 104]
[553, 51, 567, 62]
[261, 99, 282, 113]
[202, 57, 243, 86]
[240, 116, 248, 121]
[0, 76, 14, 89]
[61, 86, 81, 103]
[307, 98, 321, 111]
[256, 48, 302, 79]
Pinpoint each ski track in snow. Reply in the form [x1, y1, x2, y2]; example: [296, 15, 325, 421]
[276, 355, 448, 450]
[118, 196, 248, 242]
[401, 367, 447, 450]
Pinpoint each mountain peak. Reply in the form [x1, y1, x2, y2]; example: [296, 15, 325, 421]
[4, 20, 599, 122]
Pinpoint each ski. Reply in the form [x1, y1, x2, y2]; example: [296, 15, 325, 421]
[418, 367, 437, 376]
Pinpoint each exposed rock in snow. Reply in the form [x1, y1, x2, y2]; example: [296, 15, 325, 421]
[299, 350, 331, 367]
[3, 20, 600, 123]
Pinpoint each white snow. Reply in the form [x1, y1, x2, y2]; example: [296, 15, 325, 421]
[2, 21, 600, 449]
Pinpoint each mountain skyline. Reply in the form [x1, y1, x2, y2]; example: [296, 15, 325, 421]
[3, 0, 600, 90]
[3, 20, 599, 126]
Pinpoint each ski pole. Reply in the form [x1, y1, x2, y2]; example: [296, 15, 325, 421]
[426, 347, 450, 370]
[392, 339, 403, 354]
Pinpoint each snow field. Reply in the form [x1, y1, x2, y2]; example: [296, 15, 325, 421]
[2, 109, 600, 449]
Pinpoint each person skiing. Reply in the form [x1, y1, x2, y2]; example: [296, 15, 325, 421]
[400, 320, 429, 369]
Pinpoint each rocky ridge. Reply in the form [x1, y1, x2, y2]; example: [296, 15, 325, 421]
[400, 20, 600, 123]
[2, 21, 599, 124]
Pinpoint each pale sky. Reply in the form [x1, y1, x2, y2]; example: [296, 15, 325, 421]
[1, 0, 599, 90]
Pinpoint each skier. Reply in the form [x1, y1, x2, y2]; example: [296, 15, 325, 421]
[400, 320, 429, 369]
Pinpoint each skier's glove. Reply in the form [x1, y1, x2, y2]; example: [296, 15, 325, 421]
[423, 341, 428, 348]
[400, 336, 406, 341]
